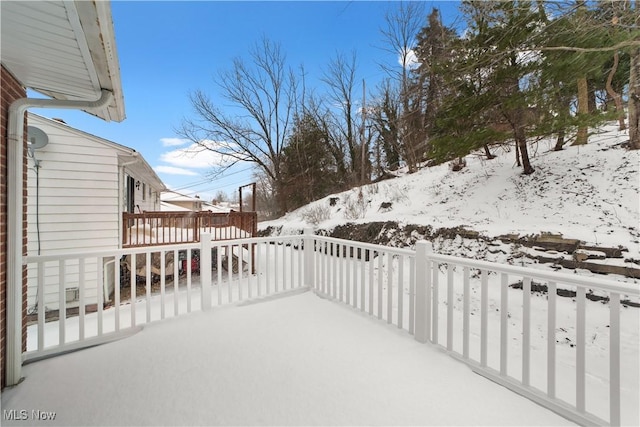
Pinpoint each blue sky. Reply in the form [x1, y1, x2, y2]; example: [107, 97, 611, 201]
[36, 1, 462, 203]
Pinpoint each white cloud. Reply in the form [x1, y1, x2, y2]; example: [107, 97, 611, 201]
[399, 48, 420, 69]
[160, 137, 189, 147]
[159, 142, 227, 169]
[154, 165, 199, 176]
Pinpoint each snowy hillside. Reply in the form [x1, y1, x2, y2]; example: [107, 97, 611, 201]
[261, 123, 639, 282]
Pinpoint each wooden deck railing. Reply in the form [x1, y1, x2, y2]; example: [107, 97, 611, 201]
[122, 211, 258, 248]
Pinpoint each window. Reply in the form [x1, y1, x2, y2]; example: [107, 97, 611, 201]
[142, 183, 146, 201]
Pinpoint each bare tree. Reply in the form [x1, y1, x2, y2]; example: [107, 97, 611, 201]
[321, 50, 362, 184]
[379, 1, 426, 172]
[178, 37, 297, 214]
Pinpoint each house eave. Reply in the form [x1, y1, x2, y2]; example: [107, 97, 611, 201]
[1, 0, 125, 122]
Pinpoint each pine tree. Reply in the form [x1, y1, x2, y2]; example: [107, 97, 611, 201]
[280, 112, 339, 210]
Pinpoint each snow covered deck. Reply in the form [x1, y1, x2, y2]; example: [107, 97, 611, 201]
[11, 233, 639, 426]
[1, 290, 572, 426]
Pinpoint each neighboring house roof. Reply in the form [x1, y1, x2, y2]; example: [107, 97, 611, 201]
[28, 113, 166, 192]
[160, 201, 193, 212]
[1, 1, 125, 122]
[207, 201, 238, 213]
[161, 190, 202, 203]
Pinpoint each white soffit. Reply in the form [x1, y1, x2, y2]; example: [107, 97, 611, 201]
[1, 0, 125, 122]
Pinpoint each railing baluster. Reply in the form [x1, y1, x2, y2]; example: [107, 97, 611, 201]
[352, 251, 358, 308]
[609, 292, 621, 426]
[408, 256, 415, 335]
[248, 245, 254, 298]
[377, 252, 383, 320]
[480, 269, 488, 367]
[447, 263, 454, 351]
[387, 253, 393, 324]
[298, 238, 303, 290]
[547, 281, 557, 398]
[97, 257, 103, 336]
[187, 249, 192, 313]
[292, 239, 296, 289]
[174, 249, 179, 315]
[397, 255, 404, 330]
[266, 242, 271, 295]
[282, 242, 287, 292]
[360, 249, 366, 312]
[218, 245, 223, 304]
[500, 273, 509, 376]
[131, 254, 136, 327]
[522, 276, 532, 386]
[37, 261, 45, 350]
[238, 245, 244, 301]
[79, 258, 85, 340]
[332, 243, 338, 299]
[463, 266, 470, 359]
[368, 250, 374, 316]
[432, 261, 439, 345]
[160, 251, 166, 319]
[576, 286, 586, 412]
[227, 244, 233, 302]
[346, 246, 351, 305]
[256, 242, 262, 297]
[59, 259, 66, 346]
[145, 252, 151, 323]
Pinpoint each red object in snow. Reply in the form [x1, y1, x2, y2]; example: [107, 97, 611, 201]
[181, 258, 200, 274]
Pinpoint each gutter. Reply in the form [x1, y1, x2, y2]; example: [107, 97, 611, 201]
[6, 89, 113, 387]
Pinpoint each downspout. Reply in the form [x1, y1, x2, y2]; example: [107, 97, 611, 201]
[6, 89, 113, 387]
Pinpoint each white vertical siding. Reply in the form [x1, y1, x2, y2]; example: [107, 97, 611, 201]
[27, 115, 121, 311]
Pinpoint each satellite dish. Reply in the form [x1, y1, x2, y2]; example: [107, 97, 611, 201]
[27, 126, 48, 150]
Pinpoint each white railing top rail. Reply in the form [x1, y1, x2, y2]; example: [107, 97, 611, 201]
[25, 234, 306, 264]
[424, 249, 639, 296]
[312, 234, 415, 257]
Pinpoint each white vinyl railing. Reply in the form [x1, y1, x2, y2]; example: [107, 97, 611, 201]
[25, 233, 306, 361]
[307, 234, 639, 427]
[25, 231, 639, 426]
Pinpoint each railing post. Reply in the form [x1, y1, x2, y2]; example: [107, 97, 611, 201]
[414, 240, 432, 343]
[303, 228, 315, 289]
[200, 233, 212, 310]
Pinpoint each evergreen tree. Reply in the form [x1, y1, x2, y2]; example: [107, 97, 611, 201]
[429, 1, 546, 174]
[280, 112, 339, 210]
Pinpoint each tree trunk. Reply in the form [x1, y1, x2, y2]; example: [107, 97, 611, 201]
[629, 47, 640, 150]
[554, 128, 565, 151]
[605, 51, 626, 131]
[574, 76, 589, 145]
[516, 126, 534, 174]
[483, 144, 496, 159]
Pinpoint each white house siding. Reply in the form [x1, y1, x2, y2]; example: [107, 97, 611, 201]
[26, 116, 121, 312]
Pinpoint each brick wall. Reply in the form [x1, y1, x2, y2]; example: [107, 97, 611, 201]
[1, 64, 27, 389]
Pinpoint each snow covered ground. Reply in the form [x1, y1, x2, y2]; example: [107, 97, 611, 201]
[263, 123, 639, 255]
[2, 290, 574, 426]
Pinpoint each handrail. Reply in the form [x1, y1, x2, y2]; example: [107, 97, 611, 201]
[122, 210, 258, 247]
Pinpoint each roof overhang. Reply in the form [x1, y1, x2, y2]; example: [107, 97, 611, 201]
[119, 153, 167, 193]
[1, 0, 125, 122]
